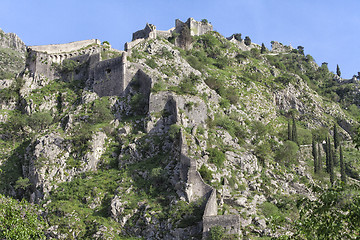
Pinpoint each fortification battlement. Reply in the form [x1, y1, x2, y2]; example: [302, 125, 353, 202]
[127, 18, 213, 50]
[28, 39, 101, 54]
[175, 17, 213, 36]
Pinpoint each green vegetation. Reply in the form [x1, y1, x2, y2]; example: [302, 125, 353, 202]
[0, 194, 46, 239]
[207, 147, 225, 168]
[293, 185, 360, 239]
[199, 164, 213, 184]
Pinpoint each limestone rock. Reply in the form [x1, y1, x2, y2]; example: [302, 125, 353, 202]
[0, 29, 26, 53]
[82, 132, 107, 171]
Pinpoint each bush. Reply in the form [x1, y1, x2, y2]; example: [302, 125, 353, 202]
[0, 194, 46, 239]
[145, 58, 158, 69]
[29, 111, 53, 131]
[91, 99, 113, 123]
[298, 127, 312, 145]
[177, 72, 200, 95]
[209, 226, 225, 240]
[61, 59, 80, 72]
[208, 148, 225, 168]
[169, 124, 181, 139]
[275, 140, 299, 166]
[199, 164, 212, 184]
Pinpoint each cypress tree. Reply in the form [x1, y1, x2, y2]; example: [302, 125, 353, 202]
[317, 142, 322, 171]
[340, 144, 346, 184]
[292, 117, 298, 145]
[334, 124, 339, 149]
[330, 146, 335, 186]
[312, 135, 318, 173]
[261, 43, 266, 54]
[325, 137, 331, 173]
[336, 64, 341, 77]
[288, 118, 292, 141]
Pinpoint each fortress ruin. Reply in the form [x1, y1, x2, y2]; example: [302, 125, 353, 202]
[24, 19, 240, 237]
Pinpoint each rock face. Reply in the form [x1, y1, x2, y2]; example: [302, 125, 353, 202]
[271, 41, 293, 53]
[25, 133, 70, 202]
[0, 28, 26, 53]
[0, 29, 26, 78]
[24, 131, 107, 202]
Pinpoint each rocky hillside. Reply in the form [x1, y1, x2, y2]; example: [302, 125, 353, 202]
[1, 18, 360, 239]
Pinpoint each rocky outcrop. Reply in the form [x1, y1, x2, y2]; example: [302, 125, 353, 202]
[25, 131, 107, 202]
[0, 28, 26, 53]
[25, 133, 71, 202]
[271, 41, 293, 53]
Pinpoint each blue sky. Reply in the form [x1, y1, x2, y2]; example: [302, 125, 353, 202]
[1, 0, 359, 78]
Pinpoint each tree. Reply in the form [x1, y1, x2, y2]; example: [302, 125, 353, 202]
[244, 36, 251, 46]
[297, 46, 304, 55]
[340, 144, 346, 184]
[288, 118, 292, 141]
[312, 135, 318, 173]
[330, 147, 335, 185]
[233, 33, 242, 41]
[295, 185, 360, 239]
[333, 123, 339, 149]
[261, 43, 266, 54]
[317, 142, 322, 171]
[275, 140, 299, 166]
[336, 64, 341, 77]
[292, 117, 298, 145]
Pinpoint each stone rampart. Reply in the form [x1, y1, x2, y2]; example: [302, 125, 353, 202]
[175, 18, 213, 36]
[178, 131, 240, 238]
[28, 39, 100, 54]
[203, 215, 241, 239]
[92, 53, 126, 97]
[132, 23, 156, 41]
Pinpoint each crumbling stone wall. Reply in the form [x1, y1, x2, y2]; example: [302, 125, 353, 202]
[126, 18, 212, 51]
[203, 215, 241, 238]
[178, 131, 240, 238]
[175, 18, 213, 36]
[132, 23, 157, 41]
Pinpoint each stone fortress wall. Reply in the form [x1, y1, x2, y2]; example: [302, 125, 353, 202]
[28, 39, 101, 54]
[125, 18, 212, 51]
[179, 132, 240, 239]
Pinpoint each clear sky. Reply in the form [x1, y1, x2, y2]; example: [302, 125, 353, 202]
[1, 0, 359, 78]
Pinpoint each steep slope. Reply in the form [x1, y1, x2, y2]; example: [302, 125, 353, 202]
[0, 18, 360, 239]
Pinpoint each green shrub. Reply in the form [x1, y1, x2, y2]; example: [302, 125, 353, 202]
[145, 58, 158, 69]
[130, 93, 146, 114]
[61, 59, 80, 72]
[0, 194, 46, 239]
[91, 99, 113, 123]
[208, 148, 225, 168]
[28, 111, 53, 131]
[298, 127, 312, 145]
[199, 164, 212, 184]
[177, 72, 200, 95]
[169, 124, 181, 139]
[209, 226, 225, 240]
[275, 140, 299, 166]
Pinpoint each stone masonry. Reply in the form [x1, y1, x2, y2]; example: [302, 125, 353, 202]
[179, 132, 240, 239]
